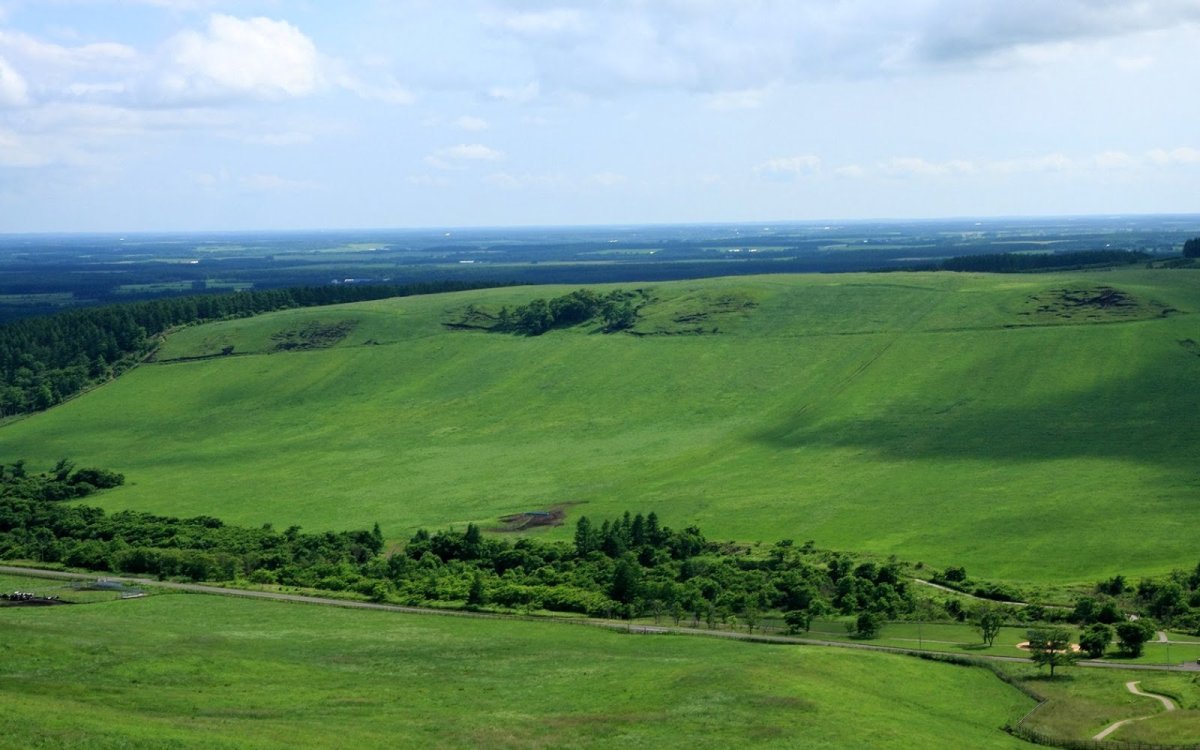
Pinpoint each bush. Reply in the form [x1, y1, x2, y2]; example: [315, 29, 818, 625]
[1079, 623, 1112, 658]
[849, 611, 882, 639]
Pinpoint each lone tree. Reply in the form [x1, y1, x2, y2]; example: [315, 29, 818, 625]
[1183, 237, 1200, 258]
[975, 606, 1004, 647]
[1116, 619, 1156, 657]
[1026, 628, 1074, 677]
[849, 611, 882, 639]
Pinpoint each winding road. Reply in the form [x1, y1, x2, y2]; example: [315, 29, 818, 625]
[1092, 681, 1177, 741]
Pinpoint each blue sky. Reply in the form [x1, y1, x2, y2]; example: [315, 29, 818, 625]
[1, 0, 1198, 232]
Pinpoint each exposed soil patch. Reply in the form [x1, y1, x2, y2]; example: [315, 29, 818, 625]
[444, 305, 499, 331]
[1015, 640, 1081, 653]
[631, 292, 758, 336]
[271, 320, 358, 351]
[1017, 287, 1167, 323]
[492, 504, 575, 532]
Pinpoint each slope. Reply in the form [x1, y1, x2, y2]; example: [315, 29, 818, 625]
[2, 270, 1198, 584]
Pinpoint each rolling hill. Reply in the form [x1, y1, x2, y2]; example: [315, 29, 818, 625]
[3, 269, 1198, 584]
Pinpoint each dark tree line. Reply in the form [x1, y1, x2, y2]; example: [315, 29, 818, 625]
[398, 513, 913, 629]
[1184, 237, 1200, 258]
[1, 462, 382, 586]
[7, 460, 1199, 638]
[0, 280, 505, 417]
[941, 250, 1150, 273]
[0, 464, 910, 627]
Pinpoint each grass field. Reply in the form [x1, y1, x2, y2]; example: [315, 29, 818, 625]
[3, 270, 1199, 585]
[0, 585, 1035, 749]
[1012, 664, 1200, 743]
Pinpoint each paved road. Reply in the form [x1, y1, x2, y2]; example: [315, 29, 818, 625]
[3, 565, 1197, 673]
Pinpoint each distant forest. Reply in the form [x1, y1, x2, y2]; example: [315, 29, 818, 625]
[941, 250, 1151, 273]
[0, 281, 503, 417]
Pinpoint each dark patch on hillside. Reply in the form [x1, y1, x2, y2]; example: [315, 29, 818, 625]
[631, 291, 758, 336]
[1, 593, 70, 607]
[271, 320, 358, 351]
[1016, 287, 1168, 323]
[1180, 339, 1200, 357]
[493, 504, 573, 532]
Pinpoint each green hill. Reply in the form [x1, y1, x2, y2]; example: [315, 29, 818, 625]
[3, 270, 1199, 584]
[0, 584, 1031, 749]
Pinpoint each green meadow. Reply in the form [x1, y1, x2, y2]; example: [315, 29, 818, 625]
[1014, 665, 1200, 744]
[3, 270, 1199, 584]
[0, 584, 1035, 749]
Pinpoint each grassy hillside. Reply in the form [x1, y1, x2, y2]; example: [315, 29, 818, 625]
[3, 270, 1199, 584]
[0, 587, 1032, 749]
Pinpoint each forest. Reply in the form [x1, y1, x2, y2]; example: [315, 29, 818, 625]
[940, 249, 1150, 273]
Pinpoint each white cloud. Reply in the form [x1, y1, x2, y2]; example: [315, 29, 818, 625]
[589, 171, 625, 187]
[705, 87, 771, 111]
[1115, 55, 1155, 72]
[881, 157, 977, 177]
[239, 130, 315, 146]
[332, 69, 414, 105]
[834, 165, 866, 179]
[158, 14, 321, 102]
[1091, 150, 1139, 169]
[989, 153, 1073, 174]
[1147, 147, 1200, 165]
[425, 143, 505, 169]
[484, 171, 563, 189]
[0, 127, 42, 165]
[471, 0, 1200, 96]
[485, 9, 586, 36]
[241, 173, 318, 191]
[0, 30, 137, 69]
[454, 115, 489, 131]
[755, 155, 821, 178]
[443, 143, 504, 161]
[0, 55, 28, 106]
[903, 0, 1200, 67]
[487, 81, 539, 103]
[408, 173, 452, 187]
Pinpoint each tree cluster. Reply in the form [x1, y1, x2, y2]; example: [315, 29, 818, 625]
[1183, 237, 1200, 258]
[400, 516, 913, 629]
[1, 459, 123, 502]
[0, 280, 501, 417]
[1, 462, 382, 586]
[491, 289, 641, 335]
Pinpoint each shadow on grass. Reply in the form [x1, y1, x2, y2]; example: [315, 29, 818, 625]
[751, 354, 1200, 466]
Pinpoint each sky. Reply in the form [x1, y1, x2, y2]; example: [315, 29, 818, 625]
[0, 0, 1198, 232]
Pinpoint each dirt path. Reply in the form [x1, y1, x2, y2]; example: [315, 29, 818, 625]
[911, 578, 1070, 610]
[2, 565, 1197, 674]
[1092, 681, 1177, 741]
